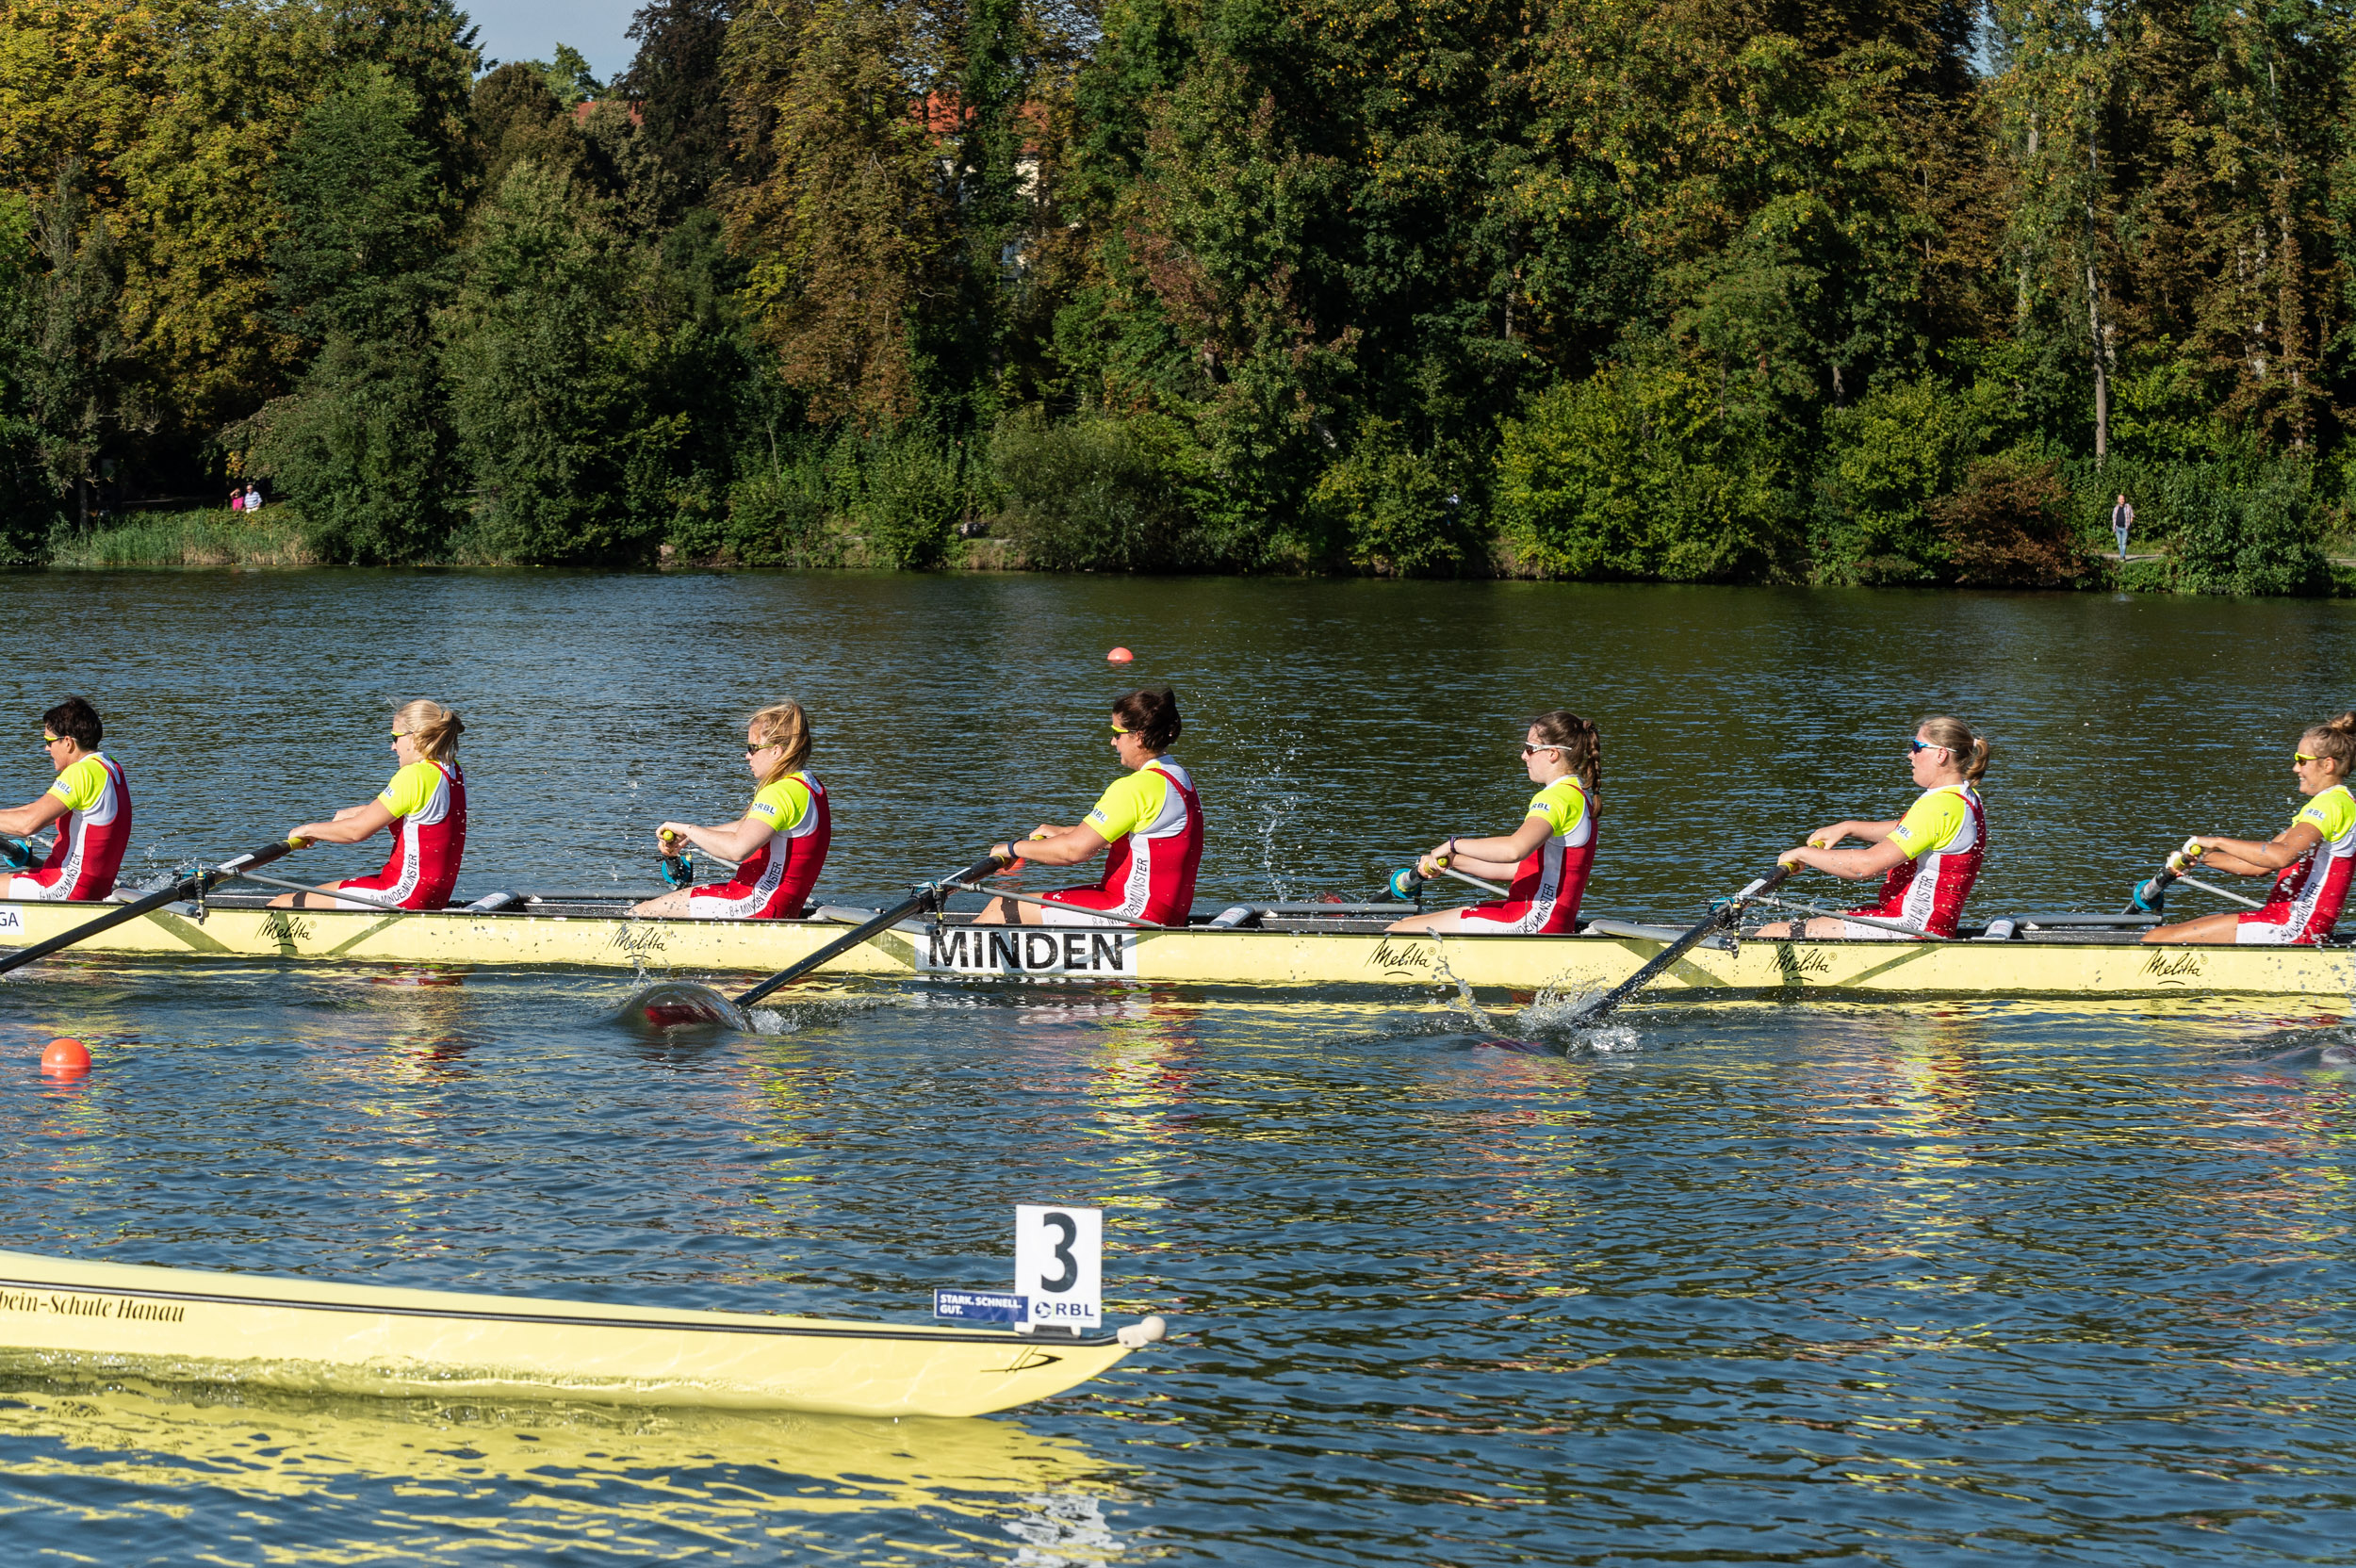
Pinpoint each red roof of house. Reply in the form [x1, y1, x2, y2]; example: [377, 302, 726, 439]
[572, 99, 645, 127]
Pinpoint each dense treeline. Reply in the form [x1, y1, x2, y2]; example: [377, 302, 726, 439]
[1, 0, 2351, 590]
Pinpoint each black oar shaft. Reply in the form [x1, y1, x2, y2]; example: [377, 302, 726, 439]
[1569, 864, 1794, 1025]
[731, 854, 1004, 1008]
[0, 840, 299, 979]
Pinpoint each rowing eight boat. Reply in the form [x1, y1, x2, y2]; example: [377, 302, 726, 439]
[0, 1250, 1164, 1415]
[2, 890, 2349, 999]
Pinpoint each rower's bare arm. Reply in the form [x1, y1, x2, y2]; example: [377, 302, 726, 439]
[1420, 816, 1554, 877]
[2195, 824, 2320, 875]
[0, 792, 67, 836]
[995, 824, 1107, 867]
[663, 815, 772, 864]
[1784, 836, 1909, 881]
[292, 799, 395, 844]
[1808, 819, 1899, 848]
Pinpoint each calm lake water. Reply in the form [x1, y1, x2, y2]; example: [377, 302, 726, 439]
[2, 572, 2354, 1563]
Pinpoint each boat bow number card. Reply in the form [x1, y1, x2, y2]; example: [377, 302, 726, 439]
[1015, 1205, 1103, 1331]
[934, 1206, 1104, 1331]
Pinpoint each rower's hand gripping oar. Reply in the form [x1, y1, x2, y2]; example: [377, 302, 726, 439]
[618, 853, 1008, 1033]
[0, 838, 304, 978]
[1562, 863, 1795, 1027]
[2125, 838, 2206, 915]
[1384, 857, 1512, 903]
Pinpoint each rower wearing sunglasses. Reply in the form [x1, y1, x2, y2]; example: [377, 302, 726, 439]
[0, 696, 132, 903]
[274, 700, 467, 910]
[1386, 710, 1601, 934]
[979, 685, 1203, 927]
[2142, 711, 2356, 946]
[1756, 715, 1988, 939]
[633, 701, 830, 919]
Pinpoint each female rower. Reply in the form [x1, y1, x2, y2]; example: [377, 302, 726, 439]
[1385, 710, 1600, 935]
[1756, 715, 1988, 939]
[2143, 712, 2356, 945]
[980, 686, 1203, 926]
[1, 697, 132, 903]
[273, 701, 467, 910]
[632, 701, 829, 920]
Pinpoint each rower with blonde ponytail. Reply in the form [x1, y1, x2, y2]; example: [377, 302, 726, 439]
[274, 700, 468, 910]
[1758, 714, 1988, 940]
[2145, 710, 2356, 947]
[633, 700, 831, 920]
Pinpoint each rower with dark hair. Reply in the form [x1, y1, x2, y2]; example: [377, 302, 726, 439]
[979, 685, 1204, 927]
[1387, 710, 1602, 934]
[0, 696, 134, 902]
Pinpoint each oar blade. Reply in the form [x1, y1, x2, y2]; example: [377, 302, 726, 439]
[616, 981, 753, 1035]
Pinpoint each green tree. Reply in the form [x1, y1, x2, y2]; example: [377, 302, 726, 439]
[0, 191, 61, 561]
[1495, 362, 1790, 580]
[725, 0, 950, 428]
[442, 161, 681, 564]
[624, 0, 735, 219]
[245, 61, 463, 561]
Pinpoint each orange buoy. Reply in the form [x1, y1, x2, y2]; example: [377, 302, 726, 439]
[41, 1037, 90, 1078]
[1106, 646, 1135, 662]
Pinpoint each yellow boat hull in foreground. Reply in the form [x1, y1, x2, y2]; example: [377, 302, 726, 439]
[0, 1250, 1161, 1416]
[2, 893, 2352, 999]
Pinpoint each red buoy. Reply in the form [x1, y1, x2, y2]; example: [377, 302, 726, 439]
[1106, 646, 1135, 662]
[41, 1037, 90, 1078]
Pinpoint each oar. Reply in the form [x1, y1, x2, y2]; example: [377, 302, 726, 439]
[0, 839, 303, 979]
[617, 853, 1007, 1033]
[227, 871, 411, 913]
[1562, 864, 1794, 1027]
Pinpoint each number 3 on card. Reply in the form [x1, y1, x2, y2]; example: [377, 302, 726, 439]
[1014, 1205, 1102, 1331]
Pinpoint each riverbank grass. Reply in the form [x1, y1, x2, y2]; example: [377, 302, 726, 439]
[47, 509, 317, 568]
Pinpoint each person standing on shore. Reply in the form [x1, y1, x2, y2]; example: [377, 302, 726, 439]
[2111, 493, 2134, 561]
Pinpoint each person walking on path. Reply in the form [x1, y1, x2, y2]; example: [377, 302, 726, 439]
[2111, 493, 2135, 561]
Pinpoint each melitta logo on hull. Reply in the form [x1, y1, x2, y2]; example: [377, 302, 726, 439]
[922, 926, 1135, 976]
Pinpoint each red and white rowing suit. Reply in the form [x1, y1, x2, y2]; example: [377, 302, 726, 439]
[1459, 776, 1596, 934]
[8, 753, 132, 902]
[687, 772, 830, 920]
[1039, 757, 1203, 926]
[340, 759, 466, 910]
[2236, 784, 2356, 945]
[1845, 781, 1985, 939]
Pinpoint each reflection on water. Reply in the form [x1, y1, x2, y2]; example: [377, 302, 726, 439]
[5, 577, 2356, 1562]
[0, 1374, 1123, 1561]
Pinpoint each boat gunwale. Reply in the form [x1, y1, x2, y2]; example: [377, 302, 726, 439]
[0, 1269, 1125, 1348]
